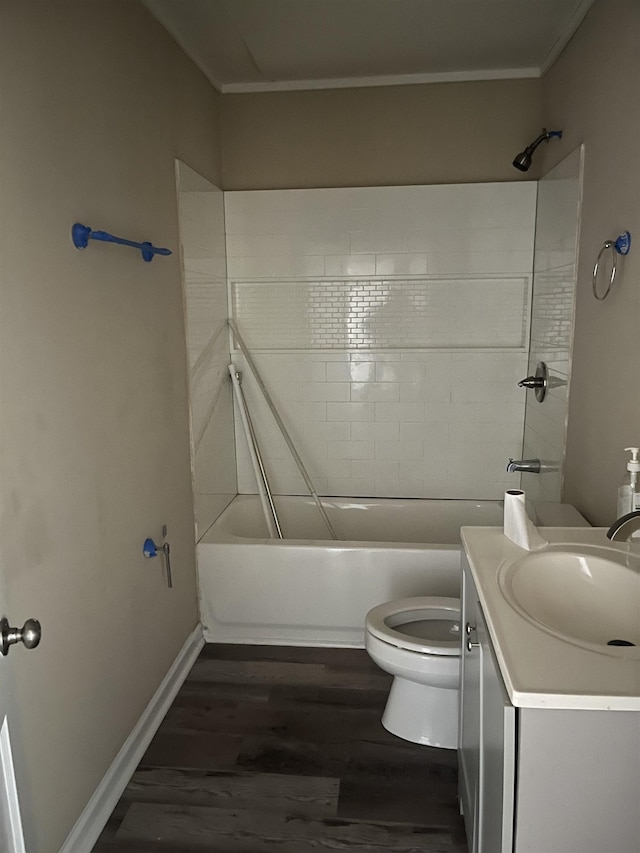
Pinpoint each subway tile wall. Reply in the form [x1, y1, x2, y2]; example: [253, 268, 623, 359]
[178, 165, 237, 536]
[232, 277, 530, 349]
[225, 183, 537, 500]
[232, 350, 529, 499]
[521, 148, 582, 503]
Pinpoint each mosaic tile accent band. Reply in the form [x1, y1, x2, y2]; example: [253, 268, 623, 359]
[231, 276, 530, 350]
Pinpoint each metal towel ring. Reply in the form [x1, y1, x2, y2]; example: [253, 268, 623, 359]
[592, 231, 631, 301]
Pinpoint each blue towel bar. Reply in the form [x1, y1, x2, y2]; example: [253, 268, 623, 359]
[72, 222, 172, 263]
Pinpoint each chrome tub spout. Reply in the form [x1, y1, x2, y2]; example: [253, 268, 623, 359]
[506, 458, 541, 474]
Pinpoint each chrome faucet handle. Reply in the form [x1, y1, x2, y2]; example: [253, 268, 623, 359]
[518, 362, 548, 402]
[519, 376, 544, 389]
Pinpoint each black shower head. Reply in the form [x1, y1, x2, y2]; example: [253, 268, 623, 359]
[512, 129, 563, 172]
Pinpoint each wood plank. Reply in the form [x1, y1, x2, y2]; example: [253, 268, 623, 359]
[122, 767, 339, 817]
[338, 776, 462, 826]
[160, 700, 398, 746]
[140, 731, 241, 770]
[187, 658, 390, 690]
[178, 680, 271, 703]
[158, 703, 277, 737]
[268, 684, 391, 709]
[117, 802, 458, 851]
[93, 841, 190, 853]
[235, 733, 453, 783]
[200, 644, 383, 672]
[187, 659, 327, 686]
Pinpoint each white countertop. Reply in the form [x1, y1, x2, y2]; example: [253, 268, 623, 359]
[461, 526, 640, 711]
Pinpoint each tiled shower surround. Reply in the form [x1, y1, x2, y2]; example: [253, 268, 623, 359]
[178, 164, 237, 535]
[226, 183, 537, 500]
[521, 148, 582, 503]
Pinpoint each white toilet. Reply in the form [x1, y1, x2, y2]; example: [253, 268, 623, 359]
[365, 596, 461, 749]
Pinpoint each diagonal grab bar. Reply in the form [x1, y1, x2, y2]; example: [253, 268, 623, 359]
[228, 319, 338, 541]
[71, 222, 172, 262]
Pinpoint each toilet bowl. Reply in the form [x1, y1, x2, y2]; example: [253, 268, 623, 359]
[365, 596, 461, 749]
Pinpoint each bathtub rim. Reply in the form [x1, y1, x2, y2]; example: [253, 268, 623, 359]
[198, 492, 504, 548]
[199, 534, 464, 550]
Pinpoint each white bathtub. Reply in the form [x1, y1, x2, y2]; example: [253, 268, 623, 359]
[197, 494, 586, 647]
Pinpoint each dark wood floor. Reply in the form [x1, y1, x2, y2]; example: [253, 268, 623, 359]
[93, 644, 468, 852]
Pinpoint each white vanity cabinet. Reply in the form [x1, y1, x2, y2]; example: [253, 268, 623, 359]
[459, 549, 640, 853]
[459, 556, 515, 853]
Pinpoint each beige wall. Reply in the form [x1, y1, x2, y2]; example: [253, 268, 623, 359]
[221, 79, 543, 189]
[539, 0, 640, 525]
[0, 2, 220, 850]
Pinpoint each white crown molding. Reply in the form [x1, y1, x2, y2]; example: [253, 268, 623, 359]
[540, 0, 596, 75]
[220, 67, 540, 94]
[144, 0, 595, 96]
[140, 0, 225, 93]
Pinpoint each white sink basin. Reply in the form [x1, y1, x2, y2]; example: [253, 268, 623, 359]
[498, 544, 640, 657]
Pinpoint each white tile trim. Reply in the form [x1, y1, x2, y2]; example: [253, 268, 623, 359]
[229, 273, 530, 283]
[230, 348, 529, 355]
[58, 624, 204, 853]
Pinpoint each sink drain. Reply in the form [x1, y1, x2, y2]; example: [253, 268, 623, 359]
[607, 639, 636, 647]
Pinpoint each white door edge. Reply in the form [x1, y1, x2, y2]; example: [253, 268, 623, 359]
[0, 717, 26, 853]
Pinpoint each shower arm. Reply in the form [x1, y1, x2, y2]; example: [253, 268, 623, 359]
[527, 131, 553, 152]
[525, 130, 562, 157]
[228, 319, 338, 541]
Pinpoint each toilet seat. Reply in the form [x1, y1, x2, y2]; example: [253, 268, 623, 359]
[366, 596, 460, 656]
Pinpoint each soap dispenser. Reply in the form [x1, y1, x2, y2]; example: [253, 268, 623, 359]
[617, 446, 640, 516]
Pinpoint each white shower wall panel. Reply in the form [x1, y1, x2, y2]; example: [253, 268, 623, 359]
[225, 183, 536, 500]
[178, 169, 237, 535]
[224, 183, 536, 279]
[521, 149, 581, 504]
[231, 350, 528, 499]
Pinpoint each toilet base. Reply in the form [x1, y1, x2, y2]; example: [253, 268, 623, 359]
[381, 676, 459, 748]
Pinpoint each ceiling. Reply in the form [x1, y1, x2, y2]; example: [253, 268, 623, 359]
[143, 0, 596, 93]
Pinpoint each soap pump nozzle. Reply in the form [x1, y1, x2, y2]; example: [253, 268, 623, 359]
[625, 447, 640, 472]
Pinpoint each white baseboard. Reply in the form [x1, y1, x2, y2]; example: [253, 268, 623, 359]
[59, 624, 204, 853]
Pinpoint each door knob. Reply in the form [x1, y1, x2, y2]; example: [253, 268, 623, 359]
[0, 618, 41, 656]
